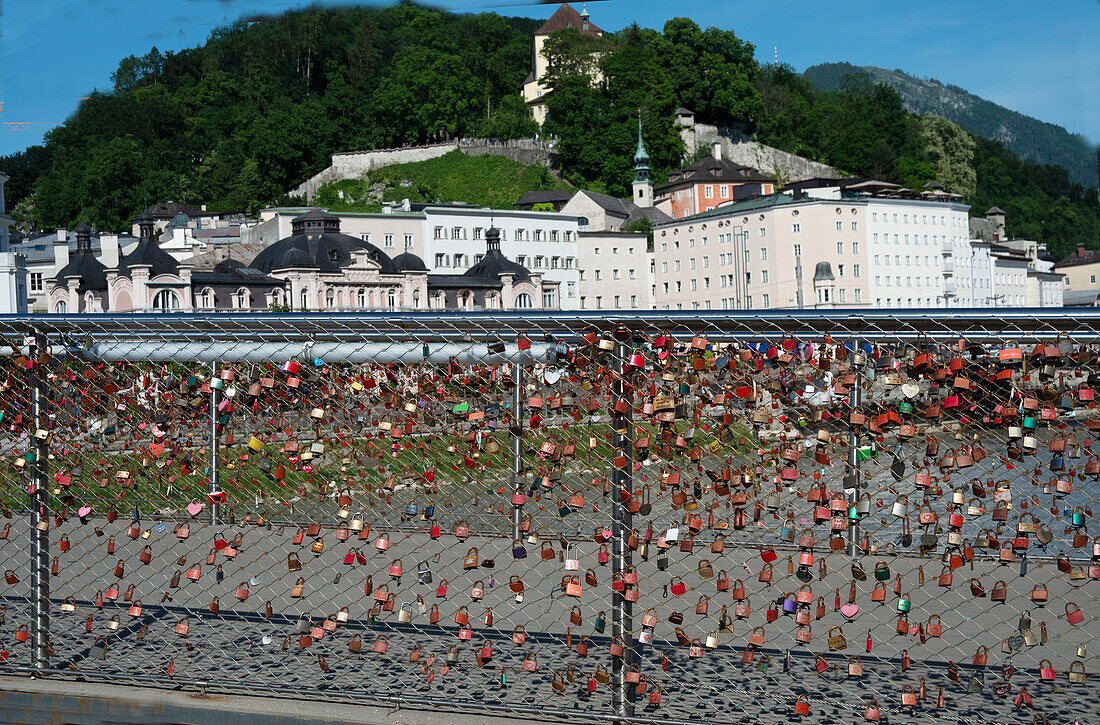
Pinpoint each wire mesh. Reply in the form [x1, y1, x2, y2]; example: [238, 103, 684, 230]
[0, 312, 1095, 724]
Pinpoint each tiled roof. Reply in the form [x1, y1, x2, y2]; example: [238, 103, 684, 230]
[535, 4, 602, 36]
[656, 157, 775, 192]
[1055, 247, 1100, 268]
[655, 193, 797, 226]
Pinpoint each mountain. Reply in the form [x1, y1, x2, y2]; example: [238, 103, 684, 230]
[803, 62, 1097, 188]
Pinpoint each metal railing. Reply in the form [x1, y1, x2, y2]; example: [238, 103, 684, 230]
[0, 310, 1096, 724]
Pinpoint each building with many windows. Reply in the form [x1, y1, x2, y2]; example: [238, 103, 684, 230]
[654, 143, 776, 220]
[652, 180, 1062, 311]
[522, 3, 602, 126]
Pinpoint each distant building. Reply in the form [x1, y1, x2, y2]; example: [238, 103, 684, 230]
[1054, 244, 1100, 300]
[516, 190, 573, 211]
[655, 142, 777, 219]
[652, 179, 1061, 311]
[0, 172, 27, 314]
[522, 3, 603, 126]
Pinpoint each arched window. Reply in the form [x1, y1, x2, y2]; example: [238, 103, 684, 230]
[236, 288, 249, 309]
[388, 289, 396, 308]
[357, 289, 366, 308]
[55, 300, 67, 314]
[300, 290, 309, 310]
[200, 288, 215, 309]
[325, 289, 335, 308]
[515, 293, 533, 309]
[152, 290, 180, 311]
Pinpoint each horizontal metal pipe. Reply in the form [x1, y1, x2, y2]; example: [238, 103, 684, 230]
[78, 340, 556, 365]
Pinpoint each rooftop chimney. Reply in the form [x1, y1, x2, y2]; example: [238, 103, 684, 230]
[711, 141, 722, 161]
[1079, 245, 1087, 259]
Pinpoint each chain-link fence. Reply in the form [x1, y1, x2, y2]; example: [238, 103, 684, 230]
[0, 311, 1096, 724]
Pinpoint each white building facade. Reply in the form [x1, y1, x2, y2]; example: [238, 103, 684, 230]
[0, 172, 27, 314]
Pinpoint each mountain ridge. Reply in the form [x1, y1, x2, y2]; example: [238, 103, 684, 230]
[802, 62, 1097, 188]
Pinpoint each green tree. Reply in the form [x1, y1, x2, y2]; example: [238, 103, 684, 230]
[920, 113, 976, 198]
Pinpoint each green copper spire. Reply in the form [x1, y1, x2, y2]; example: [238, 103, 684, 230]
[633, 115, 650, 184]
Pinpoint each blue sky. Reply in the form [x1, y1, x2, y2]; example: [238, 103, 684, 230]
[0, 0, 1097, 158]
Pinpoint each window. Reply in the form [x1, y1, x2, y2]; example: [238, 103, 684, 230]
[594, 247, 600, 256]
[236, 288, 249, 308]
[662, 262, 669, 274]
[1091, 275, 1096, 285]
[452, 226, 462, 240]
[689, 239, 695, 248]
[792, 223, 801, 233]
[361, 234, 372, 244]
[853, 242, 860, 255]
[762, 293, 770, 307]
[704, 277, 710, 289]
[837, 241, 844, 254]
[836, 221, 843, 231]
[474, 227, 483, 240]
[853, 264, 861, 278]
[534, 255, 546, 268]
[435, 253, 446, 267]
[28, 273, 43, 293]
[325, 289, 336, 308]
[702, 256, 710, 269]
[300, 290, 309, 310]
[793, 244, 802, 256]
[595, 296, 603, 309]
[404, 234, 413, 249]
[384, 234, 394, 248]
[614, 295, 621, 308]
[543, 290, 556, 308]
[704, 185, 713, 198]
[613, 268, 620, 279]
[872, 212, 878, 222]
[760, 248, 768, 261]
[515, 293, 533, 309]
[55, 301, 67, 314]
[690, 279, 697, 292]
[745, 296, 752, 309]
[566, 282, 576, 297]
[759, 227, 766, 238]
[433, 226, 444, 240]
[357, 289, 366, 308]
[674, 261, 681, 272]
[838, 264, 845, 277]
[689, 258, 696, 270]
[855, 289, 862, 302]
[594, 270, 602, 281]
[839, 289, 846, 302]
[534, 230, 543, 242]
[630, 295, 637, 307]
[551, 256, 560, 269]
[550, 230, 559, 242]
[152, 290, 180, 311]
[851, 222, 859, 231]
[629, 268, 637, 279]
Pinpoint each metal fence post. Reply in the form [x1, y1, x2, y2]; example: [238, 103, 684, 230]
[29, 330, 50, 673]
[847, 338, 862, 558]
[611, 326, 634, 720]
[511, 361, 523, 541]
[209, 361, 220, 526]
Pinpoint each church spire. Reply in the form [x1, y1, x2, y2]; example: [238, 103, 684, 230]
[633, 114, 650, 184]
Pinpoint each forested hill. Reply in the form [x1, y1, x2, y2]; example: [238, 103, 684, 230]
[2, 4, 1098, 259]
[1, 4, 540, 231]
[804, 62, 1098, 188]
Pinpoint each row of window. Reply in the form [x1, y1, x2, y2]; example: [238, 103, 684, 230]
[579, 294, 641, 309]
[363, 233, 414, 249]
[431, 253, 577, 270]
[578, 268, 637, 281]
[591, 246, 639, 256]
[874, 275, 943, 288]
[431, 227, 574, 243]
[872, 232, 960, 246]
[873, 254, 940, 267]
[870, 212, 954, 226]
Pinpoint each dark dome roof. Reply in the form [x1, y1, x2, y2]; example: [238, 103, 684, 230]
[464, 250, 531, 283]
[393, 251, 428, 272]
[251, 209, 397, 274]
[213, 258, 243, 273]
[73, 220, 93, 235]
[119, 237, 180, 278]
[54, 252, 108, 292]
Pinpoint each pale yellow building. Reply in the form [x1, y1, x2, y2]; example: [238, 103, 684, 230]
[522, 4, 602, 126]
